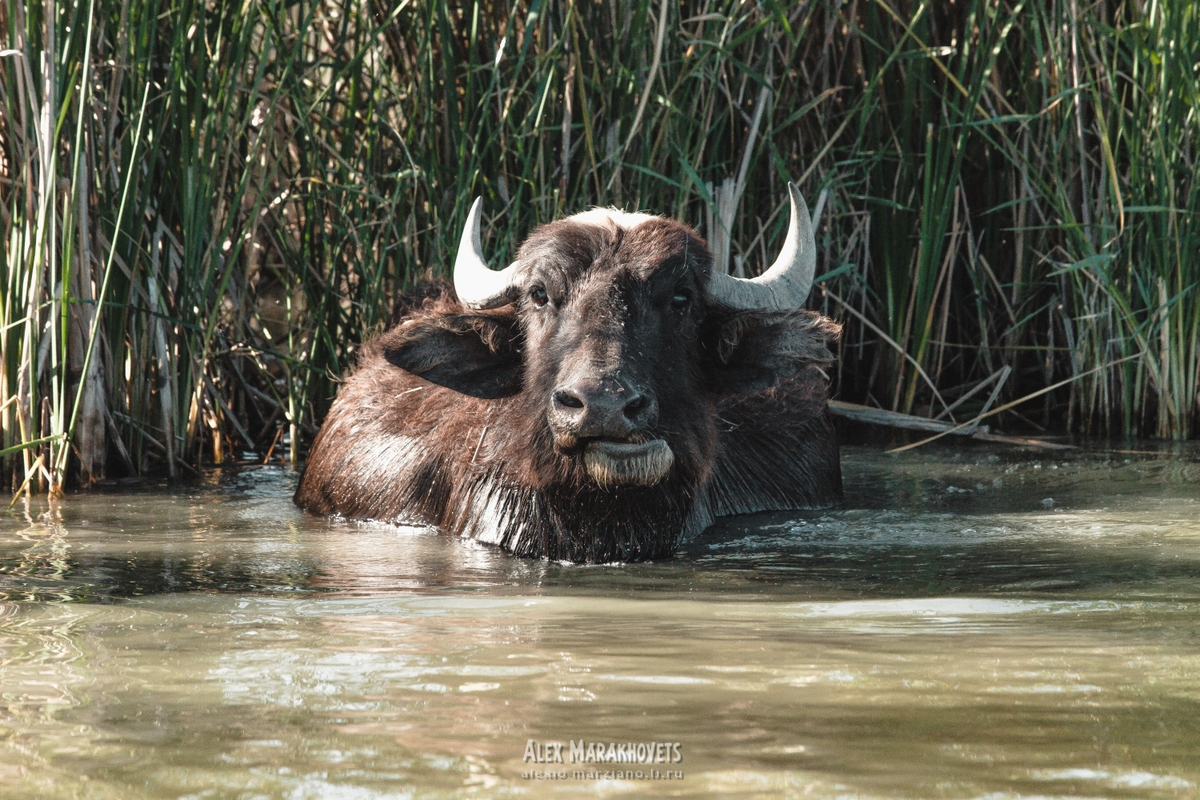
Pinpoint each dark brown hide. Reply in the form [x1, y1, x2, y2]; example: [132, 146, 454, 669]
[294, 215, 841, 562]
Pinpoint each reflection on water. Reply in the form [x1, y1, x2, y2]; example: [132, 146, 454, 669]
[1, 444, 1198, 798]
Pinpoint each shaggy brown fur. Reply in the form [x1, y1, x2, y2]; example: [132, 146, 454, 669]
[294, 215, 842, 562]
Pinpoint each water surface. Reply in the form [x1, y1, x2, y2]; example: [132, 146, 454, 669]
[2, 444, 1198, 798]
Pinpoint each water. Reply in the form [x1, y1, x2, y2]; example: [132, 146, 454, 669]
[1, 444, 1198, 798]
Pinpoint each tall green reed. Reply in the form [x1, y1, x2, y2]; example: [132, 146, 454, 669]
[1, 0, 1197, 493]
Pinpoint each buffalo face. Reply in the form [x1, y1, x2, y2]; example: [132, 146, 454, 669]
[519, 216, 714, 492]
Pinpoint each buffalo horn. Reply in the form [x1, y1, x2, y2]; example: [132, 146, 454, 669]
[707, 181, 816, 312]
[453, 197, 522, 309]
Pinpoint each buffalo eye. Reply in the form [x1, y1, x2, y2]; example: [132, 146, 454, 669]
[670, 290, 692, 310]
[530, 286, 549, 308]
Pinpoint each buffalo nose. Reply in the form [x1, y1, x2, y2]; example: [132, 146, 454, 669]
[551, 379, 655, 439]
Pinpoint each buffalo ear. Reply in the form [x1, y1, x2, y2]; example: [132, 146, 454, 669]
[381, 310, 523, 399]
[703, 309, 840, 398]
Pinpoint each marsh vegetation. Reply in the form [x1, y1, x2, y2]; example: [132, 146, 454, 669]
[2, 0, 1197, 491]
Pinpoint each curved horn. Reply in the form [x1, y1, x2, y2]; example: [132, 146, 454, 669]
[707, 182, 816, 312]
[453, 197, 522, 309]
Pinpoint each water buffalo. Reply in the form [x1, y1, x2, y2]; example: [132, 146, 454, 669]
[294, 182, 841, 562]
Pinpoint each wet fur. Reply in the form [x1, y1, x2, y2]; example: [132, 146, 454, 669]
[295, 216, 842, 562]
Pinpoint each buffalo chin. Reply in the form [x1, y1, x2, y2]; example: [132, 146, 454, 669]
[583, 440, 674, 487]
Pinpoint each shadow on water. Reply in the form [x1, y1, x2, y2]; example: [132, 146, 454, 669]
[2, 443, 1198, 604]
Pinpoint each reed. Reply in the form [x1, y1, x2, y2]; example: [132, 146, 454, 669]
[2, 0, 1197, 491]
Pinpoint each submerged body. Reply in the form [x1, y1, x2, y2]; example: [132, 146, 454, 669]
[295, 185, 841, 561]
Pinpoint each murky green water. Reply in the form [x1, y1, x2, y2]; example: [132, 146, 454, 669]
[2, 444, 1198, 799]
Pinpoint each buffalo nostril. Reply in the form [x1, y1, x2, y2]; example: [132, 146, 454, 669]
[623, 394, 648, 420]
[553, 389, 585, 410]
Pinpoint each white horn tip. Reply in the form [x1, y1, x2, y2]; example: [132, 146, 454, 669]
[705, 178, 817, 312]
[453, 197, 521, 309]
